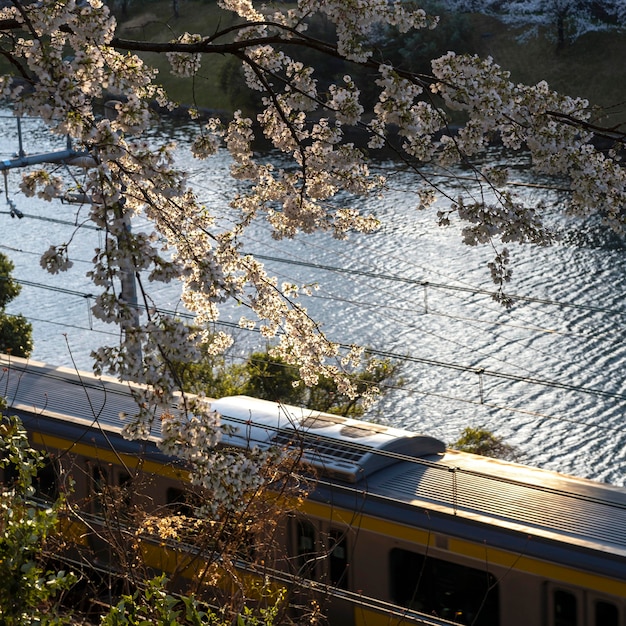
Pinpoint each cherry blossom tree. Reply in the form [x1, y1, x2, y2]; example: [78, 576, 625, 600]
[0, 0, 624, 513]
[446, 0, 624, 46]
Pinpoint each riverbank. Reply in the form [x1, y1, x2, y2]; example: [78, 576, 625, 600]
[116, 1, 626, 128]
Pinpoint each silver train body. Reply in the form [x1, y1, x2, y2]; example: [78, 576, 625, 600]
[1, 354, 625, 626]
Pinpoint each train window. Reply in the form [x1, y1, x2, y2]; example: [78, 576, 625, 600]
[329, 529, 349, 589]
[594, 600, 619, 626]
[91, 465, 109, 515]
[389, 548, 499, 626]
[553, 589, 578, 626]
[35, 459, 59, 501]
[3, 454, 59, 500]
[166, 487, 195, 516]
[295, 519, 318, 580]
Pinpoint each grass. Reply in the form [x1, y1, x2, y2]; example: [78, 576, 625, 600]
[116, 3, 626, 127]
[468, 14, 626, 128]
[115, 0, 241, 112]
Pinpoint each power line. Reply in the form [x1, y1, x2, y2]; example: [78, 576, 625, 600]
[20, 314, 117, 337]
[252, 252, 619, 315]
[0, 210, 102, 230]
[2, 236, 616, 359]
[4, 235, 625, 425]
[3, 206, 625, 411]
[8, 274, 625, 407]
[4, 238, 611, 410]
[362, 344, 626, 402]
[13, 277, 95, 299]
[15, 303, 617, 437]
[7, 274, 626, 440]
[2, 206, 620, 317]
[369, 379, 618, 434]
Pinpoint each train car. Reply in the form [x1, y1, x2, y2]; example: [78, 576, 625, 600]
[1, 353, 625, 626]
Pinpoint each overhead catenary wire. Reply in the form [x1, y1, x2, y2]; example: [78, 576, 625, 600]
[1, 234, 598, 388]
[3, 267, 625, 440]
[3, 208, 625, 407]
[5, 286, 622, 445]
[251, 252, 617, 315]
[3, 233, 622, 386]
[1, 202, 624, 382]
[4, 273, 626, 409]
[2, 210, 618, 356]
[1, 213, 622, 318]
[1, 233, 618, 365]
[207, 206, 621, 385]
[2, 240, 608, 340]
[4, 303, 591, 432]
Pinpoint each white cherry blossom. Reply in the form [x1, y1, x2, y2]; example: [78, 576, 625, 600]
[0, 0, 624, 512]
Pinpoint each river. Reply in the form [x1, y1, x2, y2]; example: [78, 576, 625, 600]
[1, 113, 625, 486]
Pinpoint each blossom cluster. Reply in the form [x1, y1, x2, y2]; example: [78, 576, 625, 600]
[430, 53, 626, 235]
[166, 32, 203, 78]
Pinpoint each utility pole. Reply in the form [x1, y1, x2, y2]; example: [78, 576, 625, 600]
[103, 101, 141, 347]
[0, 110, 142, 362]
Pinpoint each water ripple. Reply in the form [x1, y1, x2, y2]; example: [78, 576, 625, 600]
[1, 117, 624, 486]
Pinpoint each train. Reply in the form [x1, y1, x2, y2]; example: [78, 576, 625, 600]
[1, 352, 625, 626]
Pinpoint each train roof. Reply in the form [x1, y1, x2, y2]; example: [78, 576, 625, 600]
[0, 354, 150, 438]
[0, 354, 445, 482]
[363, 448, 626, 562]
[3, 354, 626, 563]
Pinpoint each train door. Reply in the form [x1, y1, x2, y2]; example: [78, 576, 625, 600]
[288, 517, 353, 622]
[290, 517, 350, 586]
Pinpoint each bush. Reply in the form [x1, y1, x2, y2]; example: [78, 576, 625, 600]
[452, 426, 517, 460]
[0, 252, 33, 358]
[0, 313, 33, 358]
[0, 414, 76, 625]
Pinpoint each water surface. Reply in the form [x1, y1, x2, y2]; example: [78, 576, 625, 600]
[2, 114, 625, 485]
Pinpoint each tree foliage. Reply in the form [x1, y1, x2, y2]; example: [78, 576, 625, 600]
[0, 252, 33, 358]
[0, 413, 76, 625]
[0, 253, 21, 309]
[100, 574, 288, 626]
[0, 313, 33, 358]
[218, 349, 401, 417]
[0, 410, 302, 624]
[373, 0, 474, 77]
[172, 336, 401, 416]
[453, 426, 518, 460]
